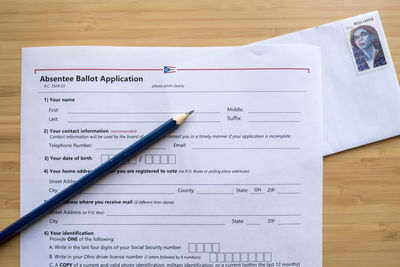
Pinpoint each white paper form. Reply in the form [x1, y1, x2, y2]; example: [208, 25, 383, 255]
[21, 46, 322, 267]
[254, 11, 400, 155]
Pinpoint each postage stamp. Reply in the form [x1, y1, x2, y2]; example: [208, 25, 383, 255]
[343, 13, 388, 74]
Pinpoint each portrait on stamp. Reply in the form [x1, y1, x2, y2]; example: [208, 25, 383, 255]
[350, 25, 386, 72]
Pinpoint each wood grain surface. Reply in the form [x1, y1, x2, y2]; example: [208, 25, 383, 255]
[0, 0, 399, 266]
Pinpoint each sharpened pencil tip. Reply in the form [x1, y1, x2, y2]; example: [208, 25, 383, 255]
[174, 110, 194, 124]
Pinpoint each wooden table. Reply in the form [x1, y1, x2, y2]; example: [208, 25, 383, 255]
[0, 0, 399, 266]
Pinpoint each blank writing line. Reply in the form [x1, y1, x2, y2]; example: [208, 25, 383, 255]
[107, 214, 301, 217]
[278, 223, 301, 225]
[248, 111, 301, 114]
[94, 183, 301, 186]
[69, 121, 164, 123]
[95, 147, 166, 150]
[192, 147, 301, 150]
[278, 192, 301, 195]
[80, 193, 175, 195]
[248, 121, 301, 123]
[68, 121, 220, 123]
[63, 223, 225, 226]
[68, 111, 220, 114]
[184, 121, 220, 123]
[197, 193, 234, 195]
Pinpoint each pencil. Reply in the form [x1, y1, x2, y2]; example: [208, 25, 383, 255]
[0, 110, 194, 244]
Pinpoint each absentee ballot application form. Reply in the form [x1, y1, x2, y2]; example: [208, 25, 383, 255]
[20, 46, 322, 267]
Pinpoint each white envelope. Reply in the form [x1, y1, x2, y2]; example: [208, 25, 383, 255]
[254, 11, 400, 155]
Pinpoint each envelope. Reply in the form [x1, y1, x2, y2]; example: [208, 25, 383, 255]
[253, 11, 400, 155]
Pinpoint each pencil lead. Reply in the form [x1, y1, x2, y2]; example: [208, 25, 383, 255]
[187, 110, 195, 115]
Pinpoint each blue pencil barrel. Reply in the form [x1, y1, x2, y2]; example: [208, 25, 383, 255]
[0, 118, 178, 244]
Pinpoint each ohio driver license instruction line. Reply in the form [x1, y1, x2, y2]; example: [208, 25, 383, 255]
[20, 46, 322, 267]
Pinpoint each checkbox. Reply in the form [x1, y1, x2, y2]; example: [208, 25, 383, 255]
[161, 154, 168, 164]
[196, 243, 204, 252]
[145, 154, 153, 164]
[101, 155, 109, 163]
[204, 243, 212, 252]
[212, 243, 220, 252]
[168, 154, 176, 164]
[209, 253, 217, 262]
[188, 243, 196, 253]
[153, 155, 161, 164]
[249, 253, 256, 262]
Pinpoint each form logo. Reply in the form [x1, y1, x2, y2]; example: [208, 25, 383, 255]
[164, 66, 176, 73]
